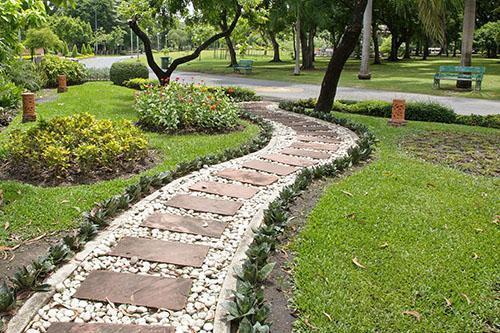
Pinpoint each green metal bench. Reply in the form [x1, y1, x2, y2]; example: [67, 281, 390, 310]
[433, 65, 485, 91]
[234, 59, 253, 74]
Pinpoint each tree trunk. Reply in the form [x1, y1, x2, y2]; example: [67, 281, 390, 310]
[403, 39, 411, 59]
[358, 0, 372, 79]
[422, 38, 429, 60]
[452, 40, 457, 57]
[300, 28, 315, 70]
[372, 22, 381, 64]
[225, 35, 238, 66]
[388, 32, 399, 61]
[457, 0, 476, 89]
[269, 32, 281, 62]
[315, 0, 368, 112]
[294, 18, 300, 74]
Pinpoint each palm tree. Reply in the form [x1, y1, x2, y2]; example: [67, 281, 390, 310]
[457, 0, 476, 88]
[358, 0, 373, 80]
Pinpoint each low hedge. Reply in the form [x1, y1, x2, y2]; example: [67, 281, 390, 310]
[110, 62, 149, 86]
[279, 99, 500, 129]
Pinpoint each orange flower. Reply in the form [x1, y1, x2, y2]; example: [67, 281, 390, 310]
[210, 104, 216, 110]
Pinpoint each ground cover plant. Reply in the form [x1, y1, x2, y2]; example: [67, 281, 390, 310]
[0, 82, 260, 245]
[138, 52, 500, 100]
[1, 113, 150, 184]
[402, 130, 500, 177]
[135, 82, 239, 133]
[290, 112, 499, 332]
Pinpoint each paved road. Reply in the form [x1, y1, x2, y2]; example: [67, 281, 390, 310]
[81, 56, 500, 116]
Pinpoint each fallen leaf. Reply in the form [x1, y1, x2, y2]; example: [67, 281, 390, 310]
[444, 298, 452, 307]
[474, 228, 483, 232]
[0, 246, 12, 251]
[323, 311, 332, 321]
[380, 242, 389, 248]
[472, 253, 480, 260]
[4, 222, 9, 230]
[461, 293, 472, 304]
[341, 190, 353, 197]
[352, 257, 366, 269]
[402, 310, 421, 321]
[60, 200, 70, 204]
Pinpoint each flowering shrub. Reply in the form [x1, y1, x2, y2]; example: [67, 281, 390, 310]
[135, 82, 239, 133]
[3, 113, 149, 183]
[207, 86, 261, 102]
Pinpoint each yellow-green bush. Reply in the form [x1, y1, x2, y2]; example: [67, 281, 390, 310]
[4, 113, 149, 182]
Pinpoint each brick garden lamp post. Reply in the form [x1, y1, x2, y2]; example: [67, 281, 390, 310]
[388, 99, 407, 126]
[57, 74, 68, 93]
[21, 92, 36, 122]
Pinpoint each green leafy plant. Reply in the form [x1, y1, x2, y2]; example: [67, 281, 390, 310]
[4, 59, 47, 92]
[10, 266, 50, 293]
[207, 86, 262, 102]
[40, 55, 87, 87]
[71, 44, 78, 57]
[3, 113, 149, 183]
[84, 67, 110, 81]
[123, 77, 158, 90]
[0, 282, 16, 313]
[135, 82, 240, 133]
[47, 243, 71, 265]
[0, 74, 22, 109]
[109, 61, 149, 86]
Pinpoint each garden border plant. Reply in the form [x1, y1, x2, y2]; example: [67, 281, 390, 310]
[278, 99, 500, 129]
[224, 109, 376, 332]
[0, 110, 273, 326]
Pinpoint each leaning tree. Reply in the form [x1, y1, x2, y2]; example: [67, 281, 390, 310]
[128, 0, 254, 84]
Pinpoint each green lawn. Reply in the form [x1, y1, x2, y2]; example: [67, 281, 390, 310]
[291, 115, 499, 331]
[0, 82, 260, 245]
[139, 51, 500, 100]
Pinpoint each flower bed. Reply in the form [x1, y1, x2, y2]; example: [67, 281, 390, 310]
[135, 82, 240, 133]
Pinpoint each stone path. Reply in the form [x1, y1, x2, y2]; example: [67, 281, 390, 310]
[17, 102, 358, 333]
[81, 56, 500, 116]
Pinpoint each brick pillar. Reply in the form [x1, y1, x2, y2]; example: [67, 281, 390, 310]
[57, 74, 68, 93]
[22, 92, 36, 123]
[388, 99, 407, 126]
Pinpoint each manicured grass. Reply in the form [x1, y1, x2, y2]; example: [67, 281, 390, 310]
[140, 51, 500, 100]
[0, 82, 260, 245]
[291, 114, 499, 331]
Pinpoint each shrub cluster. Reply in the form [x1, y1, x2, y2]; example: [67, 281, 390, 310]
[225, 108, 375, 332]
[123, 78, 158, 90]
[40, 55, 87, 87]
[0, 111, 273, 315]
[135, 82, 240, 133]
[279, 99, 500, 129]
[207, 86, 262, 103]
[3, 113, 149, 183]
[0, 74, 22, 109]
[84, 67, 110, 82]
[110, 62, 149, 86]
[4, 60, 47, 92]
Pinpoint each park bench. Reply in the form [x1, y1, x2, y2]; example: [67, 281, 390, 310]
[234, 60, 253, 74]
[433, 65, 485, 91]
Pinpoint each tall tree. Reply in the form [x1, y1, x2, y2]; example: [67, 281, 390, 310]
[358, 0, 373, 79]
[315, 0, 368, 112]
[457, 0, 476, 88]
[128, 0, 245, 84]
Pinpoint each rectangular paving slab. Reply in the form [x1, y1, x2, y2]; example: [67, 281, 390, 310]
[47, 323, 174, 333]
[281, 148, 330, 159]
[242, 160, 298, 176]
[297, 135, 340, 144]
[142, 213, 227, 238]
[291, 141, 339, 152]
[108, 237, 209, 267]
[74, 271, 192, 310]
[262, 153, 316, 167]
[216, 168, 279, 186]
[297, 130, 337, 137]
[165, 194, 242, 216]
[189, 181, 259, 199]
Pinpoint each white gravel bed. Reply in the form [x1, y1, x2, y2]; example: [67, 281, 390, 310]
[25, 105, 358, 333]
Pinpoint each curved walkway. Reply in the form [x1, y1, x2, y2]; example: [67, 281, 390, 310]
[81, 56, 500, 116]
[10, 103, 358, 333]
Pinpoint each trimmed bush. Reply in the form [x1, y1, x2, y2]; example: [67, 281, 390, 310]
[455, 114, 500, 129]
[40, 55, 87, 87]
[3, 113, 149, 182]
[135, 82, 239, 133]
[123, 78, 158, 90]
[71, 45, 78, 57]
[110, 62, 149, 86]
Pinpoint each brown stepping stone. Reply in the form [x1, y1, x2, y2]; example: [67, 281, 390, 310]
[216, 168, 279, 186]
[108, 237, 209, 267]
[290, 125, 332, 131]
[242, 160, 298, 176]
[297, 135, 339, 144]
[74, 271, 191, 310]
[189, 181, 258, 199]
[142, 213, 226, 238]
[262, 153, 316, 167]
[291, 142, 339, 152]
[297, 130, 337, 137]
[166, 194, 242, 216]
[281, 148, 330, 159]
[47, 323, 174, 333]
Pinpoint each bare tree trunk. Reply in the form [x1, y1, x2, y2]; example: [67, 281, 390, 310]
[269, 31, 281, 62]
[358, 0, 372, 79]
[457, 0, 476, 89]
[294, 16, 301, 75]
[422, 38, 429, 60]
[300, 28, 315, 70]
[225, 35, 238, 66]
[403, 38, 411, 59]
[388, 31, 400, 61]
[372, 22, 381, 64]
[315, 0, 368, 112]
